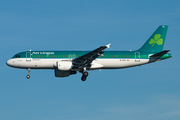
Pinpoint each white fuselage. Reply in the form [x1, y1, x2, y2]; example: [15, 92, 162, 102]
[6, 58, 150, 70]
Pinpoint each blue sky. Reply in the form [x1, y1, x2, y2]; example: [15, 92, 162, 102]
[0, 0, 180, 120]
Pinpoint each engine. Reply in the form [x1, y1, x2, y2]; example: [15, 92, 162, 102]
[54, 69, 77, 77]
[55, 61, 76, 77]
[57, 61, 72, 71]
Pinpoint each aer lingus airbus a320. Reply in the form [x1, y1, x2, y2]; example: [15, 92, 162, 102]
[7, 25, 172, 81]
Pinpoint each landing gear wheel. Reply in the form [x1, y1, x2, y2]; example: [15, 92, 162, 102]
[81, 76, 86, 81]
[80, 69, 88, 81]
[83, 72, 88, 77]
[26, 75, 30, 79]
[26, 68, 31, 79]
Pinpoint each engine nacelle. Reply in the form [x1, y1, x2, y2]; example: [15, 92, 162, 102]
[57, 61, 72, 71]
[54, 69, 77, 77]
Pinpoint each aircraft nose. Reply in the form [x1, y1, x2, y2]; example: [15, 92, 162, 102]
[6, 59, 13, 67]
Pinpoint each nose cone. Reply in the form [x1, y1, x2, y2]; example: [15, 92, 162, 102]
[6, 59, 13, 67]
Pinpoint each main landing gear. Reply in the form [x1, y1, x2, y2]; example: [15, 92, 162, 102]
[81, 71, 89, 81]
[26, 68, 31, 79]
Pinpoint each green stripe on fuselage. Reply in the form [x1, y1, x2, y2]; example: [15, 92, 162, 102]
[12, 51, 153, 59]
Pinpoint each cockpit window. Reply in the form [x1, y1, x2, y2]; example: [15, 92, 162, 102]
[13, 55, 17, 58]
[13, 55, 20, 58]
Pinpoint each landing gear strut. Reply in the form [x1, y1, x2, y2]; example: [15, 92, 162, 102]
[26, 68, 31, 79]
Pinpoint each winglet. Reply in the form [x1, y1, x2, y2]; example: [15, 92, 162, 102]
[106, 43, 111, 48]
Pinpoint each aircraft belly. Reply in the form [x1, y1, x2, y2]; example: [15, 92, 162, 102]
[95, 59, 149, 69]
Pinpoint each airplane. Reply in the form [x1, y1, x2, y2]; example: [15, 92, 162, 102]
[6, 25, 172, 81]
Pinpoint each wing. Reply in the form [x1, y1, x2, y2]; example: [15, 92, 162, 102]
[72, 44, 111, 68]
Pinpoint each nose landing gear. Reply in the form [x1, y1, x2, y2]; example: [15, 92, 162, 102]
[26, 68, 31, 79]
[26, 75, 30, 79]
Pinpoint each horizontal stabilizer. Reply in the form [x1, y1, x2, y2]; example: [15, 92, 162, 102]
[150, 50, 170, 58]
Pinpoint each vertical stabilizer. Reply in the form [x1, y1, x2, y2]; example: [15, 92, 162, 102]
[137, 25, 168, 52]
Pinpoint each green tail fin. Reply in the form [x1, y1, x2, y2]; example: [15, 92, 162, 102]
[137, 25, 168, 52]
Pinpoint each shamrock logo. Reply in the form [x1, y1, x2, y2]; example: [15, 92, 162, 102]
[149, 34, 163, 47]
